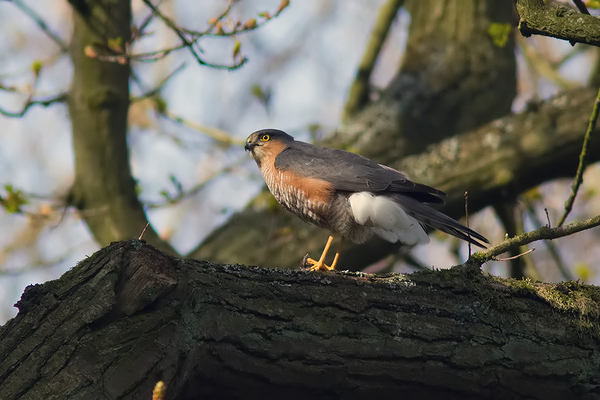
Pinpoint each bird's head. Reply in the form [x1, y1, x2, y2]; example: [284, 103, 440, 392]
[245, 129, 294, 167]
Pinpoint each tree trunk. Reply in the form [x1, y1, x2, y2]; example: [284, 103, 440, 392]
[67, 0, 175, 255]
[334, 0, 516, 161]
[1, 241, 599, 399]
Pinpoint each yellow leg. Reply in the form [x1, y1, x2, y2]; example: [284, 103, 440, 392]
[329, 238, 344, 270]
[307, 235, 334, 271]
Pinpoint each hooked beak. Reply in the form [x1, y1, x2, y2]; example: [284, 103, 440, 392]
[244, 142, 252, 151]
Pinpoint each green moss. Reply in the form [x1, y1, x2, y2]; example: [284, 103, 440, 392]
[487, 23, 512, 48]
[498, 276, 600, 319]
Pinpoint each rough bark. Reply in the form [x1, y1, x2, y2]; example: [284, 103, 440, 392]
[67, 0, 175, 254]
[1, 241, 599, 400]
[331, 0, 516, 161]
[191, 87, 600, 270]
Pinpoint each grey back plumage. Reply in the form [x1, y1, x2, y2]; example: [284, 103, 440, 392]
[273, 137, 488, 248]
[275, 140, 445, 204]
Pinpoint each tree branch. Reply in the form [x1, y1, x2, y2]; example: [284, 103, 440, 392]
[472, 214, 600, 264]
[557, 86, 600, 226]
[342, 0, 404, 120]
[516, 0, 600, 46]
[572, 0, 590, 15]
[12, 0, 69, 51]
[0, 92, 67, 118]
[2, 240, 600, 399]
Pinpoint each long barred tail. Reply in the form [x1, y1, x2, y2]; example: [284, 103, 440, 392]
[389, 194, 489, 249]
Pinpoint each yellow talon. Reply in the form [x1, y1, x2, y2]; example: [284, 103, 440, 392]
[306, 235, 340, 271]
[307, 258, 334, 271]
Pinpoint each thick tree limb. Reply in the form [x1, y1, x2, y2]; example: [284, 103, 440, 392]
[1, 241, 600, 399]
[334, 0, 517, 160]
[191, 87, 600, 270]
[516, 0, 600, 46]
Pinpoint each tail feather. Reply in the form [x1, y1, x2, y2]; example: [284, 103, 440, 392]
[388, 194, 489, 249]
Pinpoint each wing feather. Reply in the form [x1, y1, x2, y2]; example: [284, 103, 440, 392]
[274, 141, 445, 204]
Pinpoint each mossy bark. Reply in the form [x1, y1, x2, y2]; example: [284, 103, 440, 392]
[1, 241, 599, 399]
[516, 0, 600, 46]
[330, 0, 516, 161]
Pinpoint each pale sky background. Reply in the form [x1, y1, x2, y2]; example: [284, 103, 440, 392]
[1, 0, 600, 323]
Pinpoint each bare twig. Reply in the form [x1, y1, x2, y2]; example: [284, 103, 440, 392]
[342, 0, 404, 120]
[571, 0, 590, 14]
[497, 247, 535, 261]
[141, 0, 218, 68]
[0, 92, 66, 117]
[493, 201, 529, 279]
[162, 111, 244, 146]
[472, 214, 600, 264]
[139, 223, 150, 240]
[526, 202, 573, 280]
[132, 0, 289, 69]
[0, 64, 67, 118]
[12, 0, 69, 52]
[557, 86, 600, 226]
[464, 191, 471, 256]
[143, 157, 248, 208]
[516, 35, 579, 90]
[131, 62, 187, 101]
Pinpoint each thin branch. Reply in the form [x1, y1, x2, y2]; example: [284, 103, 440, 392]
[497, 247, 534, 261]
[143, 157, 248, 208]
[525, 201, 574, 280]
[162, 111, 244, 146]
[342, 0, 404, 120]
[557, 86, 600, 226]
[571, 0, 590, 14]
[515, 0, 600, 47]
[139, 223, 150, 240]
[12, 0, 69, 52]
[516, 34, 579, 89]
[0, 63, 67, 116]
[493, 201, 528, 279]
[0, 92, 67, 118]
[131, 62, 186, 101]
[472, 214, 600, 264]
[464, 191, 471, 257]
[0, 62, 69, 118]
[140, 0, 214, 67]
[136, 0, 164, 35]
[88, 0, 288, 69]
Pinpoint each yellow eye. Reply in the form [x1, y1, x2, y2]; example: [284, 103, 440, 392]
[260, 134, 270, 142]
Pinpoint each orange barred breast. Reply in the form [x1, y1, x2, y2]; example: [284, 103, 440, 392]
[260, 161, 334, 225]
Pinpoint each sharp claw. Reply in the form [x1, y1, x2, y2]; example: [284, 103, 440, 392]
[306, 257, 332, 271]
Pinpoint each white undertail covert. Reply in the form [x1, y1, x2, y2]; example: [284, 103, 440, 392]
[348, 192, 430, 245]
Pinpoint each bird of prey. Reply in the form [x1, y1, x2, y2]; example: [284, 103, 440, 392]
[245, 129, 489, 271]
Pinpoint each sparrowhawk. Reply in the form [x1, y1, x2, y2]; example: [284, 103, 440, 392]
[245, 129, 488, 271]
